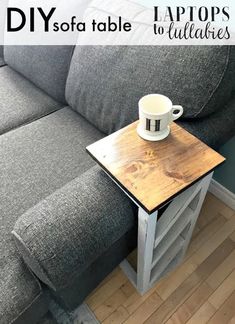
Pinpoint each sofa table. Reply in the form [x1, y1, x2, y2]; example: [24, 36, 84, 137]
[86, 121, 225, 295]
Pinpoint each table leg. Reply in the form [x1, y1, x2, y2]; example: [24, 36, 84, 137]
[137, 208, 158, 294]
[121, 172, 213, 295]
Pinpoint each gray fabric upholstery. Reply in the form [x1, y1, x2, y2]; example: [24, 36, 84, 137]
[0, 66, 62, 134]
[66, 46, 235, 134]
[0, 108, 103, 323]
[51, 227, 137, 310]
[178, 96, 235, 149]
[0, 256, 47, 324]
[0, 58, 5, 66]
[4, 46, 74, 104]
[7, 290, 48, 324]
[13, 165, 136, 292]
[38, 312, 58, 324]
[0, 45, 5, 66]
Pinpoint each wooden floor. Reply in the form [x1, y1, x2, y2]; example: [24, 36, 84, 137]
[86, 193, 235, 324]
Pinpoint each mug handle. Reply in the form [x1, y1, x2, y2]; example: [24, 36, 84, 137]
[172, 105, 183, 120]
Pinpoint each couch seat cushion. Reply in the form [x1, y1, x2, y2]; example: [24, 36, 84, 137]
[0, 108, 103, 323]
[0, 66, 63, 135]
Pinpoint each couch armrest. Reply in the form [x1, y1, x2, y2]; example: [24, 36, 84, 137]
[12, 166, 136, 291]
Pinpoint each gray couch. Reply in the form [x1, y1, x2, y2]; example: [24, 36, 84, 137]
[0, 44, 234, 324]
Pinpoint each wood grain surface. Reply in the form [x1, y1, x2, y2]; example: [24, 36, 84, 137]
[86, 194, 235, 324]
[86, 121, 225, 214]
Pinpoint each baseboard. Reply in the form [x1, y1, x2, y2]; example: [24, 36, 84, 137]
[209, 179, 235, 210]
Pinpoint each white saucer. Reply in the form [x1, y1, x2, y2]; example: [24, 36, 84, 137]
[137, 124, 170, 142]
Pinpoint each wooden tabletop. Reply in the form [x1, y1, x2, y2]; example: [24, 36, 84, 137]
[86, 121, 225, 214]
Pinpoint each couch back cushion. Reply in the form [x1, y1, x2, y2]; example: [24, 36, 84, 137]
[66, 45, 235, 134]
[4, 46, 74, 104]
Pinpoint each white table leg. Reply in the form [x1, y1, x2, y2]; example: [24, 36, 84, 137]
[137, 208, 158, 294]
[121, 172, 213, 295]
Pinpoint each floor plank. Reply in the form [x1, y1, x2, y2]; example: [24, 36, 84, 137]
[201, 193, 234, 221]
[228, 316, 235, 324]
[229, 230, 235, 242]
[120, 281, 136, 298]
[123, 292, 162, 324]
[186, 213, 226, 257]
[102, 306, 129, 324]
[190, 219, 235, 267]
[123, 284, 159, 315]
[154, 258, 196, 301]
[207, 291, 235, 324]
[185, 302, 216, 324]
[88, 194, 235, 324]
[165, 282, 213, 324]
[144, 239, 235, 324]
[208, 269, 235, 309]
[155, 213, 227, 301]
[95, 289, 128, 322]
[206, 249, 235, 290]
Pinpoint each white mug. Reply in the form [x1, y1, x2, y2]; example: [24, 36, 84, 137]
[137, 94, 183, 141]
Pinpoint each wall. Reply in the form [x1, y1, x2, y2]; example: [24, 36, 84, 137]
[214, 136, 235, 194]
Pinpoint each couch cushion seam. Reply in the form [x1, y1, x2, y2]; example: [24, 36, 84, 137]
[0, 106, 66, 137]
